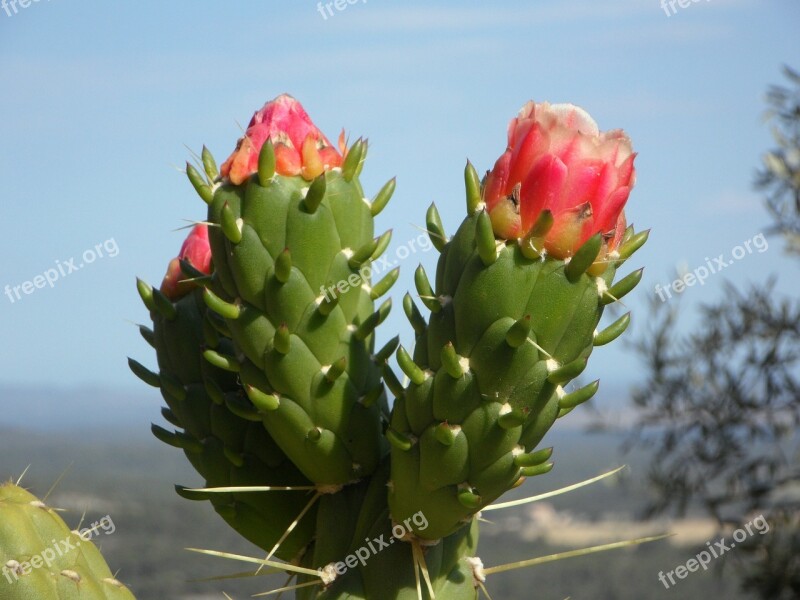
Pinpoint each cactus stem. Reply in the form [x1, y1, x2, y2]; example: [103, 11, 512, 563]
[316, 288, 339, 316]
[160, 373, 187, 401]
[128, 358, 160, 387]
[617, 229, 650, 261]
[564, 234, 602, 282]
[476, 210, 498, 266]
[434, 422, 461, 446]
[275, 248, 292, 283]
[138, 324, 155, 348]
[136, 278, 156, 311]
[505, 315, 532, 348]
[220, 202, 243, 243]
[383, 365, 406, 399]
[257, 138, 276, 185]
[203, 288, 241, 320]
[520, 462, 554, 477]
[152, 288, 177, 320]
[348, 237, 379, 270]
[201, 145, 219, 180]
[456, 484, 482, 509]
[497, 403, 526, 429]
[465, 161, 483, 215]
[370, 267, 400, 300]
[558, 380, 600, 410]
[273, 324, 291, 354]
[204, 377, 225, 405]
[245, 385, 280, 412]
[514, 447, 554, 468]
[396, 345, 428, 385]
[426, 203, 448, 251]
[594, 313, 631, 346]
[601, 269, 644, 305]
[302, 172, 327, 213]
[186, 162, 213, 204]
[403, 293, 428, 334]
[441, 342, 467, 379]
[322, 356, 347, 383]
[387, 428, 414, 451]
[415, 265, 442, 313]
[161, 407, 180, 427]
[203, 349, 240, 372]
[360, 384, 384, 408]
[372, 229, 393, 261]
[370, 177, 396, 217]
[374, 335, 400, 364]
[342, 138, 365, 182]
[355, 299, 391, 341]
[151, 424, 202, 454]
[547, 357, 588, 384]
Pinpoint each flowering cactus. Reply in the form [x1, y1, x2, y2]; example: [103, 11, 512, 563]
[386, 101, 646, 541]
[130, 95, 649, 599]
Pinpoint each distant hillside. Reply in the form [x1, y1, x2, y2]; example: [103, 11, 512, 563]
[0, 428, 750, 599]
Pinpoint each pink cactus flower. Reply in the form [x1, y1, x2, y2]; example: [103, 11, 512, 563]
[160, 224, 212, 300]
[220, 94, 345, 185]
[483, 101, 636, 260]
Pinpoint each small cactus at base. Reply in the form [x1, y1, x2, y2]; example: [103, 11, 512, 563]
[0, 481, 135, 600]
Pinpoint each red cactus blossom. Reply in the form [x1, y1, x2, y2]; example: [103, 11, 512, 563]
[220, 94, 345, 184]
[483, 101, 636, 260]
[160, 224, 212, 300]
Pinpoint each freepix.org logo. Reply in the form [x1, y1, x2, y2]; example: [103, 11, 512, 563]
[4, 238, 120, 304]
[3, 515, 116, 584]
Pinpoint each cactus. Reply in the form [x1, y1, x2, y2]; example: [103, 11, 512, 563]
[132, 225, 317, 561]
[203, 95, 397, 488]
[0, 481, 135, 600]
[387, 102, 645, 540]
[129, 96, 652, 599]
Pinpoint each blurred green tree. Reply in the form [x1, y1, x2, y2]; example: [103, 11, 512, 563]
[625, 66, 800, 600]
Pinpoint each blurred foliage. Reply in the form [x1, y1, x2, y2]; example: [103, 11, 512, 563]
[757, 65, 800, 253]
[626, 282, 800, 523]
[625, 66, 800, 599]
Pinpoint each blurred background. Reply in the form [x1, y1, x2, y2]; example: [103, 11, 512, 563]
[1, 1, 798, 598]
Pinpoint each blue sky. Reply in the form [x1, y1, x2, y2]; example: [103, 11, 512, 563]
[0, 0, 798, 403]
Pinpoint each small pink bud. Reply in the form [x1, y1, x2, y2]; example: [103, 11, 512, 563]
[160, 224, 212, 300]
